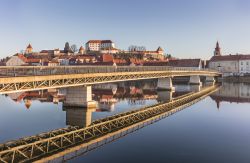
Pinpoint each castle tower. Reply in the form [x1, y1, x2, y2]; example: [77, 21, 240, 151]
[214, 41, 221, 56]
[79, 46, 85, 54]
[156, 46, 164, 55]
[25, 44, 33, 54]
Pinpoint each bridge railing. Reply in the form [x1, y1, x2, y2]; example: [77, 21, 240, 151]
[0, 66, 219, 77]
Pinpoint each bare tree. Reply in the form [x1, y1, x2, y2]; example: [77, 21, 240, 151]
[165, 54, 172, 58]
[71, 44, 78, 54]
[128, 45, 146, 52]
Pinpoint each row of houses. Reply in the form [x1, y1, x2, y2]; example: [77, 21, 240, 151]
[4, 51, 204, 69]
[208, 42, 250, 76]
[5, 53, 99, 66]
[3, 40, 167, 66]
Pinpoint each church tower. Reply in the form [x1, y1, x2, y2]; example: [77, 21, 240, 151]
[214, 41, 221, 56]
[25, 44, 33, 54]
[79, 46, 85, 54]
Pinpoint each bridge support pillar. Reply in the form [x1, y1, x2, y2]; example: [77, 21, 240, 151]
[157, 90, 173, 102]
[189, 75, 202, 85]
[189, 84, 201, 92]
[157, 78, 175, 91]
[205, 76, 215, 84]
[63, 106, 95, 127]
[64, 86, 97, 108]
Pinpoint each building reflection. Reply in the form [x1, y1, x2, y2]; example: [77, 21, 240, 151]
[6, 80, 195, 127]
[210, 82, 250, 109]
[7, 89, 65, 109]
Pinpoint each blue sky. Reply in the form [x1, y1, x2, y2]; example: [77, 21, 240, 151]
[0, 0, 250, 59]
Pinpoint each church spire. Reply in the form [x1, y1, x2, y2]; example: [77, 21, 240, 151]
[214, 41, 221, 56]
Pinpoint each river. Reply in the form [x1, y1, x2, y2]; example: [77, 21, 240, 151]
[0, 81, 250, 163]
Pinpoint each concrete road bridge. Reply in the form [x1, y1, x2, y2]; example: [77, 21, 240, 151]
[0, 85, 219, 163]
[0, 66, 220, 96]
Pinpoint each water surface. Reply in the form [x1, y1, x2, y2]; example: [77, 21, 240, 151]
[0, 82, 250, 163]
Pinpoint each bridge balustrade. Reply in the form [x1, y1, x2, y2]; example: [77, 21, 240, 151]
[0, 66, 218, 77]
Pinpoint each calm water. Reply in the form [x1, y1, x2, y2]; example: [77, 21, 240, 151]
[0, 81, 250, 163]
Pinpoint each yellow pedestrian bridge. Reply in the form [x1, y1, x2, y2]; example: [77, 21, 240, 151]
[0, 66, 220, 94]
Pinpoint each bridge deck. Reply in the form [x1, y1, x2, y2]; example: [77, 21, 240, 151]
[0, 66, 220, 94]
[0, 85, 219, 163]
[0, 66, 219, 77]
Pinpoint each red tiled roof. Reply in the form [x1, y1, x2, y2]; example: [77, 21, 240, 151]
[86, 40, 113, 44]
[102, 54, 113, 62]
[129, 58, 143, 64]
[17, 54, 27, 62]
[58, 55, 75, 59]
[143, 61, 169, 66]
[238, 54, 250, 60]
[167, 59, 201, 67]
[113, 58, 126, 63]
[25, 57, 50, 63]
[210, 54, 250, 62]
[40, 50, 55, 53]
[87, 40, 101, 44]
[26, 58, 41, 63]
[210, 55, 241, 62]
[101, 40, 113, 43]
[77, 55, 96, 59]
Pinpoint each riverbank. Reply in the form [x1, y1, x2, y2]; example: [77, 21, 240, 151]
[219, 76, 250, 83]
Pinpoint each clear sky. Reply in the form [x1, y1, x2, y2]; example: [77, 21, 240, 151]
[0, 0, 250, 59]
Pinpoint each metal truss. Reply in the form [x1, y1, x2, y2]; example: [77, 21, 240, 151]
[0, 70, 220, 94]
[0, 85, 219, 163]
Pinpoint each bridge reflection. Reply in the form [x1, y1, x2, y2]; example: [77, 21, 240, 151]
[6, 80, 197, 127]
[0, 84, 219, 163]
[5, 80, 218, 129]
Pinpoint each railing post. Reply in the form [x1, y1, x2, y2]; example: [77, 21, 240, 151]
[33, 67, 35, 76]
[13, 67, 16, 77]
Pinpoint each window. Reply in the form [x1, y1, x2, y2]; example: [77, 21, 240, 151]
[247, 62, 249, 65]
[241, 62, 243, 65]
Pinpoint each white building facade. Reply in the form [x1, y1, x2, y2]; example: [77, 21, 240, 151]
[239, 56, 250, 74]
[209, 56, 239, 76]
[209, 54, 250, 76]
[85, 40, 115, 51]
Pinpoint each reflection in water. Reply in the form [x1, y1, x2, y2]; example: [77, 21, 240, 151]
[7, 89, 65, 109]
[210, 82, 250, 108]
[4, 79, 224, 129]
[0, 84, 219, 163]
[63, 106, 96, 127]
[5, 80, 193, 128]
[1, 81, 250, 162]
